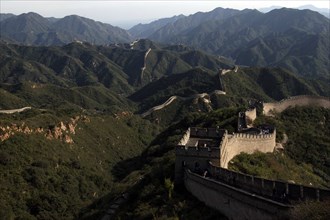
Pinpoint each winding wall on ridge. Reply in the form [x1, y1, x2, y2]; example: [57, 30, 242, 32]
[263, 95, 330, 116]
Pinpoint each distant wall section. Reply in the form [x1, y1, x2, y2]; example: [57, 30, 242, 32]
[263, 95, 330, 116]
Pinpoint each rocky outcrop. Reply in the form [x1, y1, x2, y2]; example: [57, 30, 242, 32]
[0, 115, 89, 144]
[114, 111, 133, 119]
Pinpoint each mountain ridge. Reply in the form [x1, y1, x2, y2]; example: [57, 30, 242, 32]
[132, 7, 329, 78]
[0, 12, 133, 45]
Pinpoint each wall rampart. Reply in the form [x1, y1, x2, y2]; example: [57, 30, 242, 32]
[263, 95, 330, 116]
[245, 107, 257, 123]
[175, 145, 221, 183]
[189, 127, 226, 139]
[220, 131, 276, 168]
[209, 164, 330, 202]
[184, 169, 292, 220]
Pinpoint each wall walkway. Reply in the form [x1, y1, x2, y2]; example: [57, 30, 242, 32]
[263, 95, 330, 116]
[184, 169, 292, 220]
[184, 164, 330, 220]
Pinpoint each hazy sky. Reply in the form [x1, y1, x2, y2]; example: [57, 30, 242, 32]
[1, 1, 329, 28]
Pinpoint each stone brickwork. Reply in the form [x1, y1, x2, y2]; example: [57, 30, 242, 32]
[220, 131, 276, 168]
[263, 95, 330, 116]
[184, 169, 292, 220]
[209, 164, 330, 202]
[245, 107, 257, 124]
[175, 127, 226, 184]
[175, 127, 275, 182]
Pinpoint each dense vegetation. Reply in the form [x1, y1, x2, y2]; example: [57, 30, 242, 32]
[84, 107, 240, 219]
[0, 109, 158, 219]
[1, 96, 329, 219]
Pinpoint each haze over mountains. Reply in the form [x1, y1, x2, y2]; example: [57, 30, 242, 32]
[1, 7, 329, 78]
[0, 12, 132, 45]
[129, 8, 330, 77]
[259, 5, 330, 17]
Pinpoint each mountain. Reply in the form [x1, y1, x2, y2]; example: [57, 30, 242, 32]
[0, 40, 234, 111]
[129, 14, 185, 38]
[2, 40, 329, 115]
[0, 12, 132, 45]
[130, 8, 329, 78]
[0, 13, 15, 22]
[132, 7, 241, 42]
[1, 40, 330, 219]
[297, 5, 330, 18]
[259, 5, 330, 18]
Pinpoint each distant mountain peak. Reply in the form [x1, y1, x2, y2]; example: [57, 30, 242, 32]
[0, 12, 132, 45]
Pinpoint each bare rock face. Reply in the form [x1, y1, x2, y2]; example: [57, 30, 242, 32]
[0, 114, 89, 144]
[60, 122, 67, 131]
[0, 132, 10, 141]
[36, 127, 44, 133]
[114, 111, 133, 119]
[64, 135, 74, 144]
[68, 123, 76, 134]
[46, 130, 54, 140]
[53, 126, 63, 140]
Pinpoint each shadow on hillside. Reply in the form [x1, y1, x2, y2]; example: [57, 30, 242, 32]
[111, 122, 180, 181]
[111, 143, 174, 181]
[111, 155, 145, 181]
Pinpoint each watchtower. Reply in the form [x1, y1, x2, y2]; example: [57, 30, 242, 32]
[175, 127, 226, 184]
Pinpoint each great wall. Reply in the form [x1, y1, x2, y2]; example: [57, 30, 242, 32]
[140, 48, 152, 80]
[263, 95, 330, 116]
[175, 98, 330, 219]
[0, 106, 32, 114]
[141, 91, 227, 117]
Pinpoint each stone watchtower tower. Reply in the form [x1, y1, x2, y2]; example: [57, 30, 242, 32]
[175, 127, 227, 184]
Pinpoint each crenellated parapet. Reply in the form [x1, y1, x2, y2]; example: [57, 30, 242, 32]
[231, 132, 274, 140]
[175, 145, 221, 157]
[220, 130, 276, 168]
[189, 127, 226, 139]
[208, 163, 330, 202]
[175, 101, 329, 219]
[175, 126, 276, 182]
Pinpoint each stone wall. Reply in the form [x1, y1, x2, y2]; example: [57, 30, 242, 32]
[189, 127, 226, 139]
[184, 169, 292, 220]
[209, 164, 330, 202]
[175, 145, 220, 184]
[245, 107, 257, 124]
[220, 131, 276, 168]
[263, 95, 330, 116]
